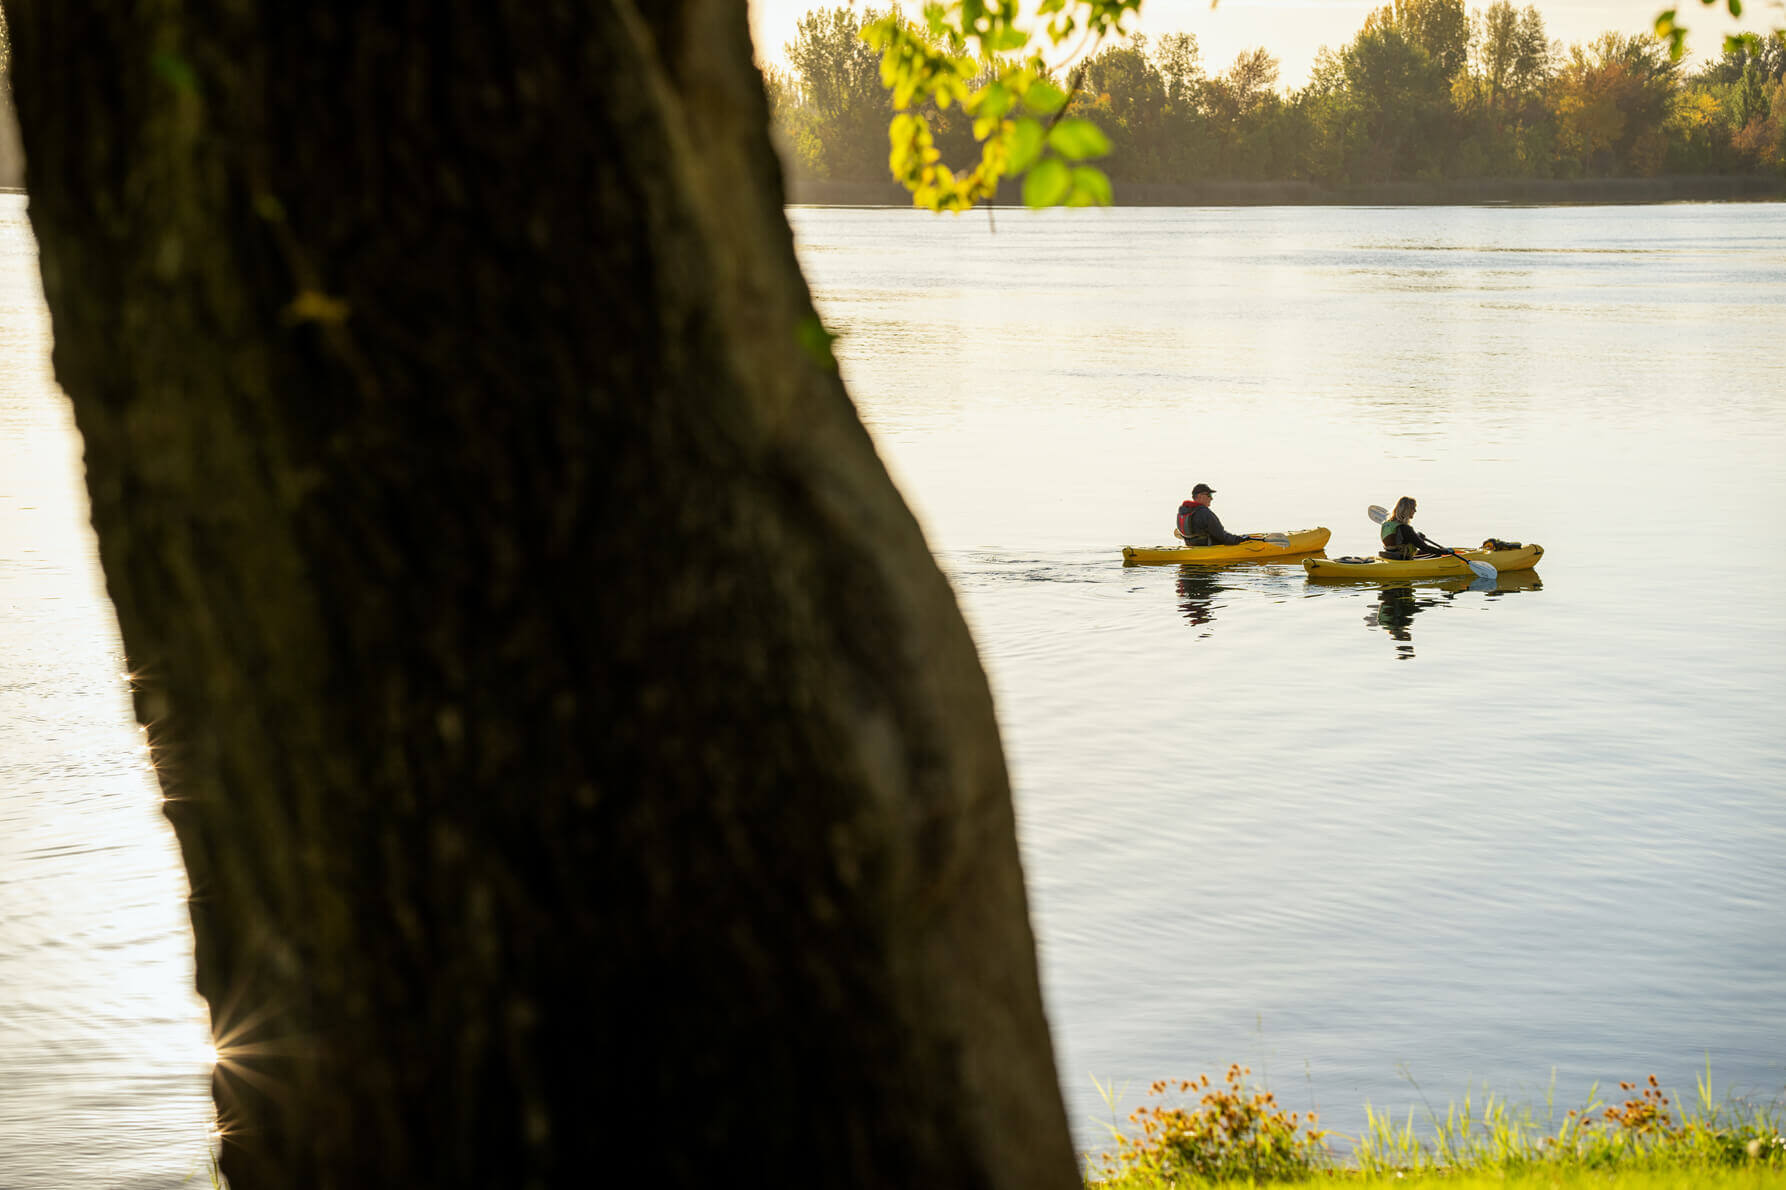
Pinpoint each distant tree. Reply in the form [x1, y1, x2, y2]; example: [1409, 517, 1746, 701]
[1154, 31, 1206, 112]
[1552, 33, 1680, 175]
[784, 5, 893, 179]
[1364, 0, 1471, 81]
[1464, 1, 1552, 112]
[761, 62, 803, 170]
[1082, 37, 1168, 130]
[1688, 29, 1786, 85]
[1664, 82, 1738, 170]
[1076, 37, 1172, 179]
[1328, 0, 1473, 180]
[1341, 20, 1454, 178]
[1654, 0, 1783, 64]
[1730, 76, 1786, 168]
[1662, 31, 1786, 171]
[1223, 47, 1281, 115]
[1449, 3, 1554, 175]
[1297, 47, 1362, 181]
[1729, 55, 1775, 130]
[1193, 48, 1293, 178]
[770, 0, 1786, 193]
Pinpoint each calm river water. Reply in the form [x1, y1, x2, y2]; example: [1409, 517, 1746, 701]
[3, 193, 1784, 1184]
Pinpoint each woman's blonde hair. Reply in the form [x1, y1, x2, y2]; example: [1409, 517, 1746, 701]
[1392, 496, 1418, 523]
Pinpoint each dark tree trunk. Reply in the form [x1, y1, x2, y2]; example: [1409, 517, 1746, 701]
[5, 3, 1076, 1187]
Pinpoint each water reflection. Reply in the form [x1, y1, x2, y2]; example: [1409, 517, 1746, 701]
[1371, 586, 1422, 659]
[1175, 566, 1228, 637]
[1365, 572, 1544, 659]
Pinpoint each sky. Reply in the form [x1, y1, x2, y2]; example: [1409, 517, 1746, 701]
[747, 0, 1783, 89]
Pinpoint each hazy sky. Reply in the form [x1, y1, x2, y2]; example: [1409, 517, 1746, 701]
[747, 0, 1780, 89]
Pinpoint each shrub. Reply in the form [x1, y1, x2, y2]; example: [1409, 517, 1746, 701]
[1098, 1064, 1330, 1184]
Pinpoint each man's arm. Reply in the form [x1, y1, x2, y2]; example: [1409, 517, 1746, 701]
[1196, 507, 1249, 546]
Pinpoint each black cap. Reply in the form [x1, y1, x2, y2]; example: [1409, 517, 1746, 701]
[1192, 483, 1215, 496]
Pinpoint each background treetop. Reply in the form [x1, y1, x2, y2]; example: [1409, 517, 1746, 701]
[772, 2, 1786, 195]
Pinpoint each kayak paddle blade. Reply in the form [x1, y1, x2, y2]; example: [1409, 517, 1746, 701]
[1368, 505, 1389, 524]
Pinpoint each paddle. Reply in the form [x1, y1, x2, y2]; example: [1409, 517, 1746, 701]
[1366, 506, 1496, 581]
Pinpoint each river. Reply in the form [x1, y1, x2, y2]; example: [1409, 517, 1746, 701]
[3, 194, 1783, 1184]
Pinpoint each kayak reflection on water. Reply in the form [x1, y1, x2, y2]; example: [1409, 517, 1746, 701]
[1372, 586, 1423, 660]
[1367, 571, 1544, 659]
[1175, 566, 1229, 638]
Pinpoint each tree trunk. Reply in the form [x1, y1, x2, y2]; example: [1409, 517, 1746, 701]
[4, 4, 1077, 1187]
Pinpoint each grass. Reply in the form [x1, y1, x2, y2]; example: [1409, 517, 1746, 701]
[1101, 1171, 1786, 1188]
[1088, 1062, 1786, 1188]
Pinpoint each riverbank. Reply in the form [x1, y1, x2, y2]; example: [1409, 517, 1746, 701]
[1084, 1066, 1784, 1188]
[788, 173, 1786, 206]
[1104, 1172, 1786, 1188]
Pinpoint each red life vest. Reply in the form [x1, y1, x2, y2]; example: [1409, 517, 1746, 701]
[1177, 501, 1202, 540]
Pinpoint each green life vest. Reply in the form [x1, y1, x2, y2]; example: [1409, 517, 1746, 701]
[1380, 518, 1416, 561]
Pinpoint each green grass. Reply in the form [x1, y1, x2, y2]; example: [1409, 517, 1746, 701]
[1087, 1063, 1786, 1188]
[1097, 1171, 1786, 1188]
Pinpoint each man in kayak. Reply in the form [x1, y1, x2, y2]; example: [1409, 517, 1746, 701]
[1379, 496, 1444, 560]
[1175, 483, 1250, 547]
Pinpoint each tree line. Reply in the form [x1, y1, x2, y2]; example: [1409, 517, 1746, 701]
[768, 1, 1786, 186]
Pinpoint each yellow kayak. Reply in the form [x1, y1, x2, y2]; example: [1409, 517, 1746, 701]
[1122, 527, 1331, 565]
[1303, 543, 1544, 580]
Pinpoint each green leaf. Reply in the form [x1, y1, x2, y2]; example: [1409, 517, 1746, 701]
[1069, 165, 1114, 206]
[991, 26, 1029, 52]
[1727, 0, 1742, 16]
[1023, 157, 1072, 207]
[1047, 117, 1112, 161]
[1008, 117, 1047, 174]
[1024, 79, 1070, 115]
[1653, 8, 1677, 37]
[978, 79, 1007, 121]
[976, 80, 1014, 122]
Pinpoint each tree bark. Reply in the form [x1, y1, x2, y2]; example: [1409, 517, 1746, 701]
[5, 3, 1076, 1187]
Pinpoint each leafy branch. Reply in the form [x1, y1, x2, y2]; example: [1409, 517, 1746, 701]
[1655, 0, 1786, 60]
[863, 1, 1141, 211]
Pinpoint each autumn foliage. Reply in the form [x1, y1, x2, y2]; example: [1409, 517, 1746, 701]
[772, 2, 1786, 185]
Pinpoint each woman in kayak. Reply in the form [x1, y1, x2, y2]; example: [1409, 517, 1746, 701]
[1175, 483, 1249, 546]
[1379, 496, 1443, 560]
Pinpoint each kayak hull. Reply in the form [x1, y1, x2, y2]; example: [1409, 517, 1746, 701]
[1303, 543, 1544, 580]
[1122, 527, 1332, 565]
